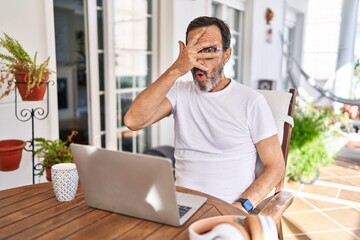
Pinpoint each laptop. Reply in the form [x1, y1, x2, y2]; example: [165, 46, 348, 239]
[70, 143, 207, 227]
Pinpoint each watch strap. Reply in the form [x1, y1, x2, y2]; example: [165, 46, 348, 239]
[235, 198, 254, 213]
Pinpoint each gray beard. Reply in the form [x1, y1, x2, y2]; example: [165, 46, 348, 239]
[193, 65, 224, 92]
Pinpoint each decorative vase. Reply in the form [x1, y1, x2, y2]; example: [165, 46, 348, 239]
[0, 139, 26, 171]
[15, 71, 49, 101]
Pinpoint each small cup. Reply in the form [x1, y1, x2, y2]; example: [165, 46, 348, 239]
[51, 163, 79, 201]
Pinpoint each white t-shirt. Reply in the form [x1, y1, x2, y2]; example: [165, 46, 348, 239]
[166, 80, 277, 203]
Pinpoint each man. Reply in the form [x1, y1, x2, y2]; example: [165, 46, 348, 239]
[124, 16, 284, 212]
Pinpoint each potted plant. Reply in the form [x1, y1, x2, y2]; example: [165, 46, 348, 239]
[287, 104, 331, 183]
[0, 32, 52, 101]
[34, 131, 78, 181]
[0, 139, 26, 171]
[286, 104, 349, 184]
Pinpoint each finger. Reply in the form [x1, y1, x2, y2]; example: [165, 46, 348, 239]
[194, 40, 220, 52]
[178, 41, 185, 56]
[197, 51, 223, 59]
[187, 27, 206, 46]
[193, 62, 208, 72]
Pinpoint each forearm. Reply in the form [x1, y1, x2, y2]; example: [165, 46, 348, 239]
[234, 135, 285, 208]
[239, 164, 284, 207]
[124, 67, 181, 130]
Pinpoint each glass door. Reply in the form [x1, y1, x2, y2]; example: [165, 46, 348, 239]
[54, 0, 90, 145]
[84, 0, 156, 152]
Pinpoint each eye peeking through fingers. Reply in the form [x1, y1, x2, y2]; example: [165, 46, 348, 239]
[198, 47, 224, 53]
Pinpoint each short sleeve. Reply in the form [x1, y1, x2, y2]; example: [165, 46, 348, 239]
[166, 83, 177, 115]
[248, 95, 277, 143]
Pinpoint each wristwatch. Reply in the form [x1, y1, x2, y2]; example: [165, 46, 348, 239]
[235, 198, 253, 213]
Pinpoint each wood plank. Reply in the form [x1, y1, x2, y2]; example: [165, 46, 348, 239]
[0, 190, 55, 219]
[0, 186, 26, 200]
[145, 204, 219, 240]
[0, 192, 60, 227]
[0, 196, 84, 239]
[66, 213, 143, 239]
[177, 186, 245, 216]
[9, 203, 93, 240]
[115, 220, 162, 240]
[0, 183, 52, 208]
[37, 209, 111, 240]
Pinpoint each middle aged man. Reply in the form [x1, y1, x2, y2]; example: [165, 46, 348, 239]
[124, 16, 284, 213]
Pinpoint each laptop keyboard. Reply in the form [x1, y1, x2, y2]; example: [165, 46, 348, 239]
[178, 205, 192, 218]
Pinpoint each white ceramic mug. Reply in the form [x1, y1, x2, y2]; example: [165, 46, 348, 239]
[51, 163, 79, 201]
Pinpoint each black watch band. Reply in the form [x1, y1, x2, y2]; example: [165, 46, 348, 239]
[235, 197, 253, 213]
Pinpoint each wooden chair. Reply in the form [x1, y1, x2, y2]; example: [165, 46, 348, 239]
[254, 88, 297, 240]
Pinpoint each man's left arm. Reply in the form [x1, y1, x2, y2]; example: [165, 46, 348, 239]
[233, 134, 285, 210]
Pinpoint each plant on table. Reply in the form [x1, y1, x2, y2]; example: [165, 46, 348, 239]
[34, 131, 78, 181]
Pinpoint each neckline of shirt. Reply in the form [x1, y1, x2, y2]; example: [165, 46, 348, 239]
[195, 79, 233, 96]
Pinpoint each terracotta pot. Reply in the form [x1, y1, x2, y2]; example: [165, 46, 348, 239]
[45, 165, 53, 182]
[15, 71, 49, 101]
[0, 139, 26, 171]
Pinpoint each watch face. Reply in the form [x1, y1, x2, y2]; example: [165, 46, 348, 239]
[243, 200, 253, 212]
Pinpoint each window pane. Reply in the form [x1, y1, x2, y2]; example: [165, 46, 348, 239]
[117, 92, 132, 127]
[101, 134, 106, 148]
[212, 3, 221, 18]
[100, 94, 105, 131]
[97, 9, 104, 50]
[119, 130, 133, 152]
[118, 76, 133, 89]
[115, 51, 149, 89]
[99, 52, 104, 91]
[114, 1, 150, 51]
[232, 33, 239, 55]
[137, 128, 150, 153]
[227, 8, 240, 30]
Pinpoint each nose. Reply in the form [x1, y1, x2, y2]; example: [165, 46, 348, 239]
[198, 58, 205, 66]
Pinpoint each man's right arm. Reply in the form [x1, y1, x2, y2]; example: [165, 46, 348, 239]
[124, 28, 219, 131]
[124, 67, 182, 131]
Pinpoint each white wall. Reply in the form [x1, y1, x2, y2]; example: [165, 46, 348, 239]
[245, 0, 286, 89]
[0, 0, 58, 190]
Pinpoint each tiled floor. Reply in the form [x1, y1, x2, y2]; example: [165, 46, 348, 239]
[282, 148, 360, 239]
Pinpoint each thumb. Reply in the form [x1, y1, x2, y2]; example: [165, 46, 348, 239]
[178, 41, 185, 56]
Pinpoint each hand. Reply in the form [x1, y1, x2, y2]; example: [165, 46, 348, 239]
[170, 28, 222, 76]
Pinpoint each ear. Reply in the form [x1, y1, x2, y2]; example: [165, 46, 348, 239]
[224, 48, 232, 64]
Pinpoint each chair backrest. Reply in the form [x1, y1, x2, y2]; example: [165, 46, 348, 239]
[256, 88, 297, 191]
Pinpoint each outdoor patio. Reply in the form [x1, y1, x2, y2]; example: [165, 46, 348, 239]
[282, 137, 360, 239]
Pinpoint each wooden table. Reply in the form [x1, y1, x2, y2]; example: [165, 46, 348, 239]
[0, 183, 245, 239]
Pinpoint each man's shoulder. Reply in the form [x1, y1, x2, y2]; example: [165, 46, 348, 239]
[172, 79, 195, 93]
[230, 81, 263, 99]
[174, 79, 194, 87]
